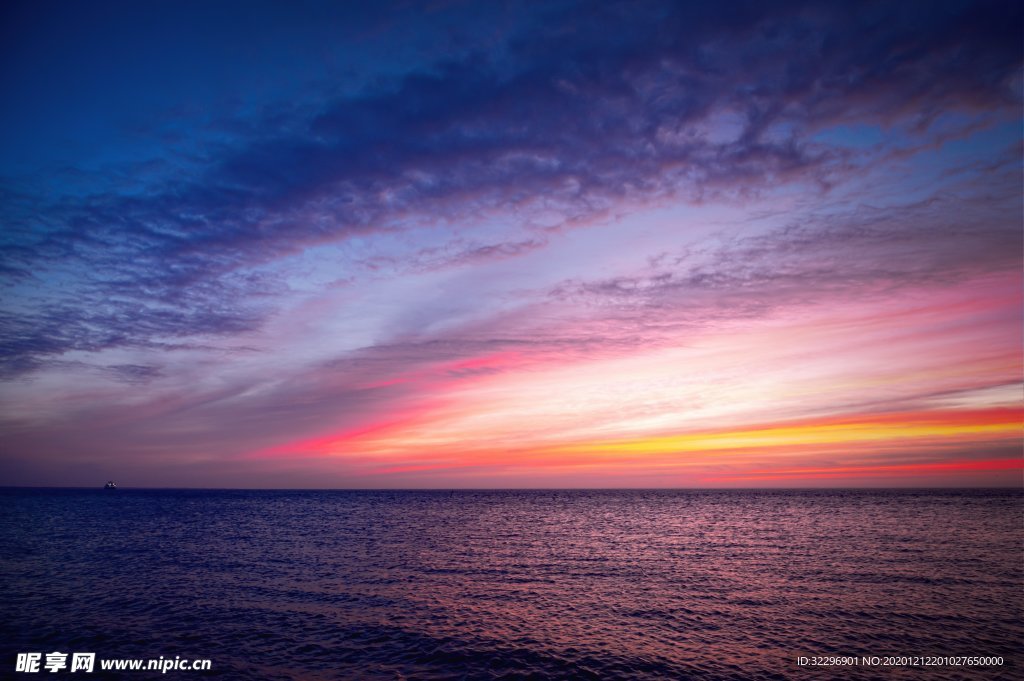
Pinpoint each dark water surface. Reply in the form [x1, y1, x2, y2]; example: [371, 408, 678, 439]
[1, 489, 1021, 680]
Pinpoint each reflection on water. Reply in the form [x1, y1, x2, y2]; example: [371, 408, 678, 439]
[1, 489, 1020, 679]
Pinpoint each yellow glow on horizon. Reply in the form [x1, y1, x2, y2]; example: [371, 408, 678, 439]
[537, 408, 1022, 459]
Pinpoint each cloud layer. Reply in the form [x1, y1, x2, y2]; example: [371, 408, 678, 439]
[0, 0, 1020, 486]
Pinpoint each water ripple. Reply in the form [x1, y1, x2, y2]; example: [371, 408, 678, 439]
[1, 489, 1020, 679]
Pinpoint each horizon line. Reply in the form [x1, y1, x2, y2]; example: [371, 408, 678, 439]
[4, 485, 1022, 492]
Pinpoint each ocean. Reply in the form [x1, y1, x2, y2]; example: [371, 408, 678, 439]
[1, 488, 1020, 679]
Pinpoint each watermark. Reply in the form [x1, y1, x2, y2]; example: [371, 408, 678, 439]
[15, 653, 211, 674]
[796, 655, 1005, 668]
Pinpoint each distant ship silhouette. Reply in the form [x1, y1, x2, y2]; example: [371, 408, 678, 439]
[104, 480, 117, 490]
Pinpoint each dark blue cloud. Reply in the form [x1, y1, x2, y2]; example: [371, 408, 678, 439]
[1, 0, 1020, 375]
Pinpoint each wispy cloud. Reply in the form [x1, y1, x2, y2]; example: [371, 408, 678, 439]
[3, 0, 1020, 373]
[0, 0, 1020, 486]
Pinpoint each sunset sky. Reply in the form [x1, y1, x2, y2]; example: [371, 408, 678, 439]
[1, 0, 1021, 488]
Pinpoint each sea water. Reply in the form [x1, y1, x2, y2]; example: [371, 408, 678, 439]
[1, 488, 1020, 679]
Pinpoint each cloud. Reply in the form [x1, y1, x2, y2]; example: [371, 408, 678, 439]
[0, 0, 1020, 377]
[556, 184, 1022, 327]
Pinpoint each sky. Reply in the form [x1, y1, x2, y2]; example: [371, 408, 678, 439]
[0, 0, 1021, 488]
